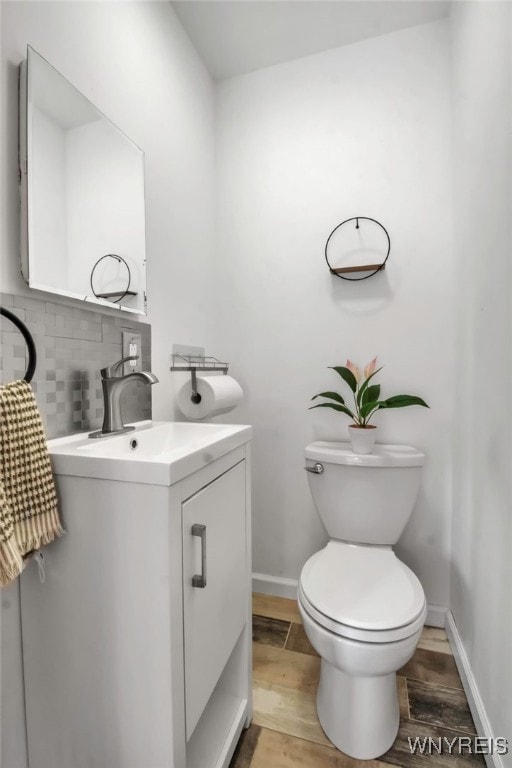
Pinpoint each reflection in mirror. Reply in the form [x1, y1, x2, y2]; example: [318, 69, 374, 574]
[19, 46, 147, 315]
[90, 254, 134, 303]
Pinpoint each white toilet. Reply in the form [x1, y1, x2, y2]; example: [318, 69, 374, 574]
[299, 441, 427, 760]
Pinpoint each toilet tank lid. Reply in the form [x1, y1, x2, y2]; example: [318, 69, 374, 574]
[305, 441, 425, 467]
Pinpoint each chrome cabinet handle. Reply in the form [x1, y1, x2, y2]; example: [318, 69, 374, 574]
[191, 524, 207, 588]
[304, 463, 324, 474]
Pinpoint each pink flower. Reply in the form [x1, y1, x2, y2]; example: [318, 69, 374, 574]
[364, 357, 377, 379]
[346, 359, 361, 383]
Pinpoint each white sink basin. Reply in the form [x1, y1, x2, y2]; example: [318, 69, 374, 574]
[48, 420, 252, 486]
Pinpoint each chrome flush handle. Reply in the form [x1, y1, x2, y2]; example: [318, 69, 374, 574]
[304, 463, 324, 474]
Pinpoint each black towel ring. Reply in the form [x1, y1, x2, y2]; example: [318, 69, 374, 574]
[0, 306, 37, 383]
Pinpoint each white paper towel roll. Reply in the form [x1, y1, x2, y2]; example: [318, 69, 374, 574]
[177, 375, 243, 420]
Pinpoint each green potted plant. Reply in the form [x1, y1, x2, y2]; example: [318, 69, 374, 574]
[310, 358, 429, 454]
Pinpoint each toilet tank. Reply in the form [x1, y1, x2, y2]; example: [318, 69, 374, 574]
[305, 442, 425, 546]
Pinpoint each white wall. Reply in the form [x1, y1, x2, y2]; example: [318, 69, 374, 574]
[1, 3, 217, 766]
[216, 20, 453, 610]
[450, 3, 512, 760]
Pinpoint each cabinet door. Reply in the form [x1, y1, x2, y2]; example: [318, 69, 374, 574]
[182, 460, 247, 740]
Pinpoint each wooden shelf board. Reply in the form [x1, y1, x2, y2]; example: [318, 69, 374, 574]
[331, 263, 385, 275]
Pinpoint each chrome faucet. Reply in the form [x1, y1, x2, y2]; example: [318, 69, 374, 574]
[89, 356, 159, 438]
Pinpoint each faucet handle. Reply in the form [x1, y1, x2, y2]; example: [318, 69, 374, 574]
[100, 356, 139, 378]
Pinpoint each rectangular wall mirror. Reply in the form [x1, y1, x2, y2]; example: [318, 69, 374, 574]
[19, 46, 147, 315]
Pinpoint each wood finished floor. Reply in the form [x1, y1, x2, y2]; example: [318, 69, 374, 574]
[229, 594, 483, 768]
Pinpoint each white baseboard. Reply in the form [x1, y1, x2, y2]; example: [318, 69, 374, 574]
[252, 573, 447, 629]
[445, 611, 503, 768]
[252, 573, 298, 600]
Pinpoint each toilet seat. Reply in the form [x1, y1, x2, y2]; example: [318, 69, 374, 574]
[299, 541, 426, 644]
[299, 583, 427, 643]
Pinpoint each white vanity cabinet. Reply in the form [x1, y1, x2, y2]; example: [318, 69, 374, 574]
[20, 423, 252, 768]
[183, 460, 247, 741]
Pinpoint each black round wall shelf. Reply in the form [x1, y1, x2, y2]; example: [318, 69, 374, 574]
[324, 216, 390, 281]
[90, 253, 136, 303]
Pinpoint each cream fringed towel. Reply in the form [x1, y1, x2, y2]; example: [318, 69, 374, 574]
[0, 380, 64, 586]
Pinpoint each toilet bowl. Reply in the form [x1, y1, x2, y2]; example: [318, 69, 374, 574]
[301, 442, 426, 759]
[298, 540, 426, 758]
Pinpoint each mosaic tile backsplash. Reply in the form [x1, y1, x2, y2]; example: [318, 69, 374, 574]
[0, 293, 152, 439]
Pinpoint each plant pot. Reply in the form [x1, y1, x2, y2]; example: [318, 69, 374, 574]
[348, 424, 377, 454]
